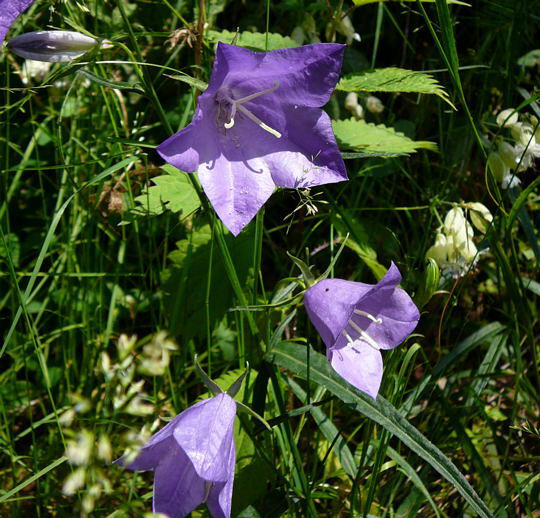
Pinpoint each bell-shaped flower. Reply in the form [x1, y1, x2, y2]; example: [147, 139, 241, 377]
[116, 393, 237, 518]
[0, 0, 36, 43]
[157, 42, 348, 236]
[304, 263, 420, 399]
[7, 30, 110, 62]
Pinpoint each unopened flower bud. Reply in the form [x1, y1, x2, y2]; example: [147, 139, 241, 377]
[7, 30, 111, 63]
[366, 95, 384, 114]
[496, 108, 518, 128]
[344, 92, 364, 120]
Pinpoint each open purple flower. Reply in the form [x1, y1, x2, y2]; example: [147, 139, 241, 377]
[304, 263, 420, 399]
[0, 0, 36, 44]
[158, 42, 348, 236]
[116, 393, 237, 518]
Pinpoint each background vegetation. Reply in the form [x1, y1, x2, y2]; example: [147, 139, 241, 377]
[0, 0, 538, 517]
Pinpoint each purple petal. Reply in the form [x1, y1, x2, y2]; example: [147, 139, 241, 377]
[115, 412, 185, 471]
[206, 430, 236, 518]
[152, 445, 206, 518]
[215, 42, 345, 108]
[0, 0, 36, 43]
[357, 285, 420, 350]
[173, 393, 237, 483]
[328, 341, 383, 399]
[157, 102, 218, 173]
[304, 278, 373, 349]
[197, 150, 275, 236]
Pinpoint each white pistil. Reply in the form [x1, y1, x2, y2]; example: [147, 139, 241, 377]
[223, 81, 281, 138]
[353, 309, 382, 324]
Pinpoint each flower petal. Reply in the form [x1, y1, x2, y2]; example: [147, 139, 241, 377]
[173, 393, 237, 483]
[0, 0, 36, 43]
[152, 445, 206, 518]
[215, 42, 344, 108]
[206, 431, 236, 518]
[328, 341, 383, 399]
[304, 278, 373, 349]
[197, 150, 275, 236]
[157, 100, 219, 173]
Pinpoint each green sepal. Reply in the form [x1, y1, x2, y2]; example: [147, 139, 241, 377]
[194, 355, 223, 396]
[236, 401, 272, 432]
[226, 363, 249, 397]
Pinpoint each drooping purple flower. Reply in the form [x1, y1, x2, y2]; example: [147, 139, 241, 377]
[116, 393, 237, 518]
[157, 42, 348, 236]
[304, 263, 420, 399]
[0, 0, 36, 44]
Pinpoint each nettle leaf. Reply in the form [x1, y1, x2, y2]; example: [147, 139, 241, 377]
[133, 165, 200, 217]
[352, 0, 468, 6]
[333, 119, 438, 156]
[267, 342, 493, 518]
[337, 67, 451, 105]
[207, 29, 297, 51]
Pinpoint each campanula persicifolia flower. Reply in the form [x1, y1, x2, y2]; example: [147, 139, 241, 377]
[0, 0, 36, 43]
[7, 30, 109, 62]
[158, 42, 348, 236]
[116, 393, 237, 518]
[304, 263, 420, 399]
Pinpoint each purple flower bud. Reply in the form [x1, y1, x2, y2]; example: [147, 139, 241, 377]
[304, 263, 420, 399]
[7, 30, 108, 62]
[0, 0, 36, 43]
[115, 393, 237, 518]
[157, 42, 348, 236]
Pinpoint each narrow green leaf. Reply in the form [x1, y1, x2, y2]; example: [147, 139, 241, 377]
[0, 456, 67, 502]
[333, 119, 438, 155]
[267, 341, 493, 518]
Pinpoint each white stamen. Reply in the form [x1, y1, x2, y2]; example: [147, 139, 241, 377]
[236, 104, 282, 138]
[341, 329, 355, 345]
[347, 319, 381, 351]
[222, 81, 281, 138]
[353, 309, 382, 324]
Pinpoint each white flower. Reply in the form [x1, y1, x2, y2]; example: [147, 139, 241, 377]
[465, 202, 493, 234]
[496, 108, 519, 128]
[344, 92, 364, 120]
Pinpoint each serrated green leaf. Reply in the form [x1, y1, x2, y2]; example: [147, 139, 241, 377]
[133, 165, 200, 217]
[207, 29, 297, 51]
[352, 0, 468, 5]
[337, 67, 451, 105]
[333, 119, 438, 155]
[267, 342, 492, 518]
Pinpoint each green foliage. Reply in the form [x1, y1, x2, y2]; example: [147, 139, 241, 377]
[207, 29, 297, 50]
[133, 165, 201, 217]
[332, 118, 438, 155]
[337, 67, 452, 105]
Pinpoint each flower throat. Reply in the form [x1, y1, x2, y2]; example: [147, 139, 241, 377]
[217, 81, 282, 139]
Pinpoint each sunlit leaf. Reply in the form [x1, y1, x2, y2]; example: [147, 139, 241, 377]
[333, 119, 438, 155]
[337, 67, 452, 106]
[207, 30, 297, 51]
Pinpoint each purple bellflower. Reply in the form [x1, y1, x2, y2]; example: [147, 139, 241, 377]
[0, 0, 36, 44]
[157, 42, 348, 236]
[116, 393, 237, 518]
[304, 263, 420, 399]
